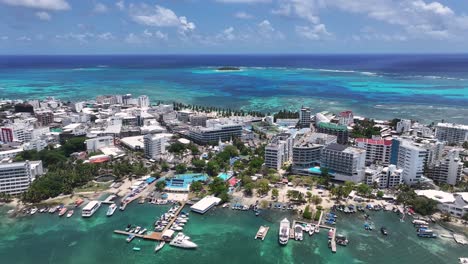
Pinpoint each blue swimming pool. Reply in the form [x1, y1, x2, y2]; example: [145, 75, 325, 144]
[166, 173, 208, 189]
[217, 172, 232, 181]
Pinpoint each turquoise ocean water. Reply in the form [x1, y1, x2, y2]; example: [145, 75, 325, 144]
[0, 203, 465, 264]
[1, 55, 468, 123]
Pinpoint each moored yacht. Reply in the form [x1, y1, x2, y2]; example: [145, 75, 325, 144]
[66, 210, 74, 218]
[279, 218, 290, 245]
[107, 204, 117, 217]
[82, 201, 101, 218]
[169, 233, 198, 249]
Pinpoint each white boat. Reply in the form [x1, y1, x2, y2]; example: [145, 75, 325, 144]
[107, 204, 117, 217]
[294, 225, 303, 241]
[169, 233, 197, 249]
[135, 226, 141, 233]
[154, 241, 166, 252]
[309, 225, 315, 236]
[66, 210, 74, 218]
[412, 219, 429, 225]
[30, 208, 38, 215]
[304, 224, 311, 232]
[138, 228, 147, 235]
[315, 225, 320, 233]
[459, 257, 468, 264]
[82, 201, 101, 217]
[176, 218, 188, 223]
[171, 225, 183, 231]
[279, 218, 290, 245]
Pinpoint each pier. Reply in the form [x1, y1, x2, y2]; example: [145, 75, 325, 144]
[114, 201, 187, 242]
[453, 234, 468, 245]
[102, 194, 117, 205]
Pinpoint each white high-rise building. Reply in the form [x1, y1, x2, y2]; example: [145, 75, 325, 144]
[144, 134, 167, 160]
[355, 138, 392, 165]
[0, 161, 43, 195]
[396, 119, 412, 134]
[265, 133, 293, 170]
[426, 149, 463, 185]
[435, 123, 468, 145]
[396, 140, 428, 185]
[379, 165, 403, 189]
[320, 143, 366, 183]
[138, 95, 150, 108]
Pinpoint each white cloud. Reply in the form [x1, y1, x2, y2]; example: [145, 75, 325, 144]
[125, 30, 168, 44]
[217, 27, 236, 41]
[1, 0, 70, 10]
[272, 0, 321, 24]
[36, 11, 51, 21]
[17, 36, 32, 41]
[1, 36, 8, 40]
[116, 1, 125, 11]
[295, 24, 331, 40]
[234, 11, 253, 19]
[257, 20, 284, 39]
[130, 4, 195, 34]
[55, 32, 95, 43]
[93, 3, 108, 13]
[216, 0, 271, 3]
[97, 32, 114, 40]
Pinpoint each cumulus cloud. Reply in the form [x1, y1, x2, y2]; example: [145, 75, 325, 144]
[36, 11, 51, 20]
[130, 4, 195, 34]
[125, 29, 168, 44]
[234, 11, 253, 19]
[272, 0, 321, 24]
[55, 32, 95, 43]
[116, 1, 125, 11]
[295, 24, 331, 40]
[93, 3, 108, 13]
[97, 32, 114, 40]
[1, 0, 70, 10]
[257, 20, 284, 39]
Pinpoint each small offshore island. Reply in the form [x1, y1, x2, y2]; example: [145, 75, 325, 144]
[217, 66, 241, 71]
[0, 94, 468, 264]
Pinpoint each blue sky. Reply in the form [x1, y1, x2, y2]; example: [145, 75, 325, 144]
[1, 0, 468, 54]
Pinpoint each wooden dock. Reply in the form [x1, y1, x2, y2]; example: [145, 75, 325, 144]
[254, 226, 269, 240]
[114, 201, 187, 242]
[328, 228, 337, 253]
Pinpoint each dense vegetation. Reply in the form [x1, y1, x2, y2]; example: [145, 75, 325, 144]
[273, 109, 299, 122]
[351, 119, 381, 138]
[172, 102, 265, 117]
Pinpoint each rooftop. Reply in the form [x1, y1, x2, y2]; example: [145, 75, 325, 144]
[317, 122, 348, 131]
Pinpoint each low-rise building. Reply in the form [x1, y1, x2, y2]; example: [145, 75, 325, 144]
[85, 136, 114, 153]
[415, 190, 468, 218]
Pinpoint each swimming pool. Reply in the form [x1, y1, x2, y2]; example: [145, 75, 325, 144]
[217, 172, 232, 181]
[165, 173, 208, 190]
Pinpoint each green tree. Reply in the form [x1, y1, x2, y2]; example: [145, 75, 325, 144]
[257, 179, 270, 195]
[190, 181, 203, 192]
[206, 161, 220, 177]
[175, 164, 187, 174]
[357, 184, 372, 197]
[244, 182, 254, 196]
[192, 159, 206, 172]
[377, 190, 384, 199]
[311, 195, 322, 205]
[303, 205, 312, 220]
[272, 188, 279, 199]
[156, 181, 166, 192]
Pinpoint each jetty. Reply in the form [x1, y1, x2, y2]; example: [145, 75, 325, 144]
[114, 201, 187, 242]
[254, 226, 270, 240]
[102, 194, 117, 205]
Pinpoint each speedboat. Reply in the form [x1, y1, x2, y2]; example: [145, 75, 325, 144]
[107, 204, 117, 217]
[125, 224, 132, 231]
[309, 226, 315, 236]
[294, 225, 303, 241]
[126, 234, 135, 243]
[305, 224, 311, 232]
[155, 241, 166, 252]
[135, 226, 141, 233]
[171, 225, 183, 231]
[381, 227, 388, 235]
[278, 218, 290, 245]
[176, 218, 187, 223]
[169, 233, 197, 249]
[335, 234, 349, 246]
[58, 207, 68, 217]
[66, 210, 74, 218]
[138, 228, 147, 235]
[30, 207, 38, 215]
[459, 258, 468, 264]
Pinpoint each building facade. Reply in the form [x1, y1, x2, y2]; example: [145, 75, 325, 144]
[396, 140, 428, 185]
[320, 143, 366, 183]
[264, 133, 293, 170]
[356, 138, 392, 165]
[0, 161, 43, 195]
[298, 107, 311, 128]
[426, 150, 463, 186]
[316, 122, 349, 144]
[435, 123, 468, 145]
[189, 124, 242, 145]
[144, 134, 167, 160]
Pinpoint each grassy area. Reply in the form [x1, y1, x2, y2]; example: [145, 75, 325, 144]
[74, 182, 112, 193]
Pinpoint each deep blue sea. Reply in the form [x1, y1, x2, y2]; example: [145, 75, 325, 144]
[1, 54, 467, 123]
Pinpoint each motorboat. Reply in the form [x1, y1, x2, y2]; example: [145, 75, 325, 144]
[134, 226, 141, 233]
[304, 224, 311, 232]
[66, 210, 74, 218]
[176, 218, 187, 223]
[126, 234, 135, 243]
[155, 241, 166, 252]
[58, 207, 68, 217]
[315, 225, 320, 233]
[459, 258, 468, 264]
[294, 225, 303, 241]
[336, 234, 349, 246]
[169, 233, 198, 249]
[171, 225, 183, 231]
[138, 228, 147, 235]
[107, 204, 117, 217]
[381, 227, 388, 236]
[30, 207, 38, 215]
[125, 224, 132, 231]
[278, 218, 290, 245]
[412, 219, 429, 225]
[309, 226, 315, 236]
